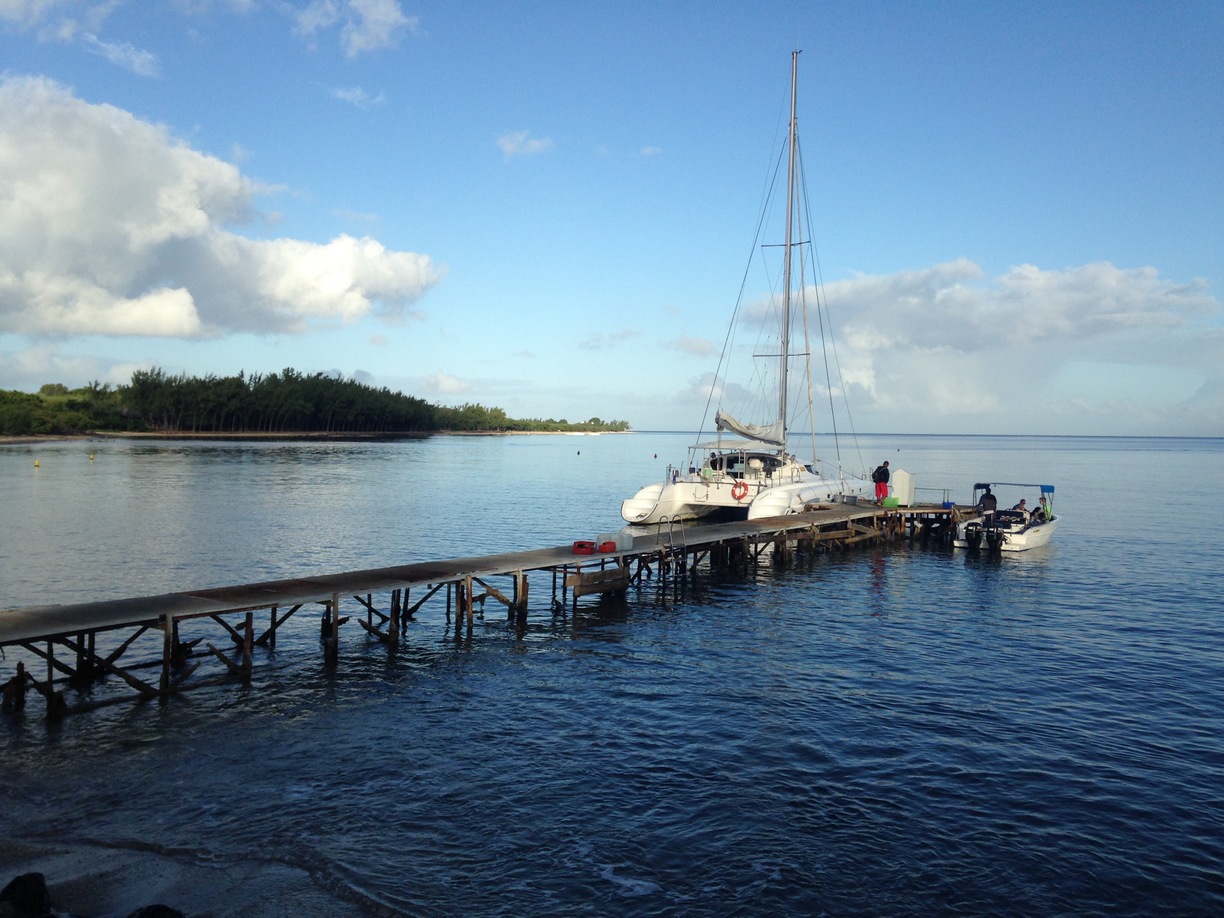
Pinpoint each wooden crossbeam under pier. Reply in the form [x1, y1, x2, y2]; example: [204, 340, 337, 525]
[1, 504, 965, 719]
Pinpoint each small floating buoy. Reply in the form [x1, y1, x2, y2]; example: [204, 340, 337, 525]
[89, 453, 94, 461]
[34, 459, 39, 468]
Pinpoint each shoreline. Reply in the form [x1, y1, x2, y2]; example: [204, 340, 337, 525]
[0, 429, 631, 445]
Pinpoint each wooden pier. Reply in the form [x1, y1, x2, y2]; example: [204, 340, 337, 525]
[1, 503, 967, 720]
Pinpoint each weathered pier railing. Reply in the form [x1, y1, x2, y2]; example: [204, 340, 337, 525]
[1, 504, 965, 720]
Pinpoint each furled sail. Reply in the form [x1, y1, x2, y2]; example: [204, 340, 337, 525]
[715, 410, 784, 447]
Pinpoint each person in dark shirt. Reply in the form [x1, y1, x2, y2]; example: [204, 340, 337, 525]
[872, 461, 890, 502]
[978, 486, 998, 519]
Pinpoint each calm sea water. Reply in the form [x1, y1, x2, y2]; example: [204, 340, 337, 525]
[1, 433, 1222, 917]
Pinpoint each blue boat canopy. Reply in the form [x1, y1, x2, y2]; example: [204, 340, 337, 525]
[974, 482, 1055, 493]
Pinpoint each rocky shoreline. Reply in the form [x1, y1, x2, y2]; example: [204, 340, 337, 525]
[2, 871, 182, 918]
[0, 840, 367, 918]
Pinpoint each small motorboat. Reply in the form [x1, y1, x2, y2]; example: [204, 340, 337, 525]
[953, 482, 1057, 553]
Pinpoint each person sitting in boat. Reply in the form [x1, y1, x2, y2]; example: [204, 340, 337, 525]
[1012, 499, 1029, 521]
[1032, 495, 1051, 523]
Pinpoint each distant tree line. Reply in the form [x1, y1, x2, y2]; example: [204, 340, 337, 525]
[0, 369, 630, 437]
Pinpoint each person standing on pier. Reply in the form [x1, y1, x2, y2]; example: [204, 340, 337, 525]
[872, 461, 890, 503]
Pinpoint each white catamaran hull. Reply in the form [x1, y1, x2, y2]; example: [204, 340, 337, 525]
[743, 475, 871, 520]
[621, 468, 870, 525]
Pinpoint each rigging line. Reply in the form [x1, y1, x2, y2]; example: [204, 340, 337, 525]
[700, 138, 788, 437]
[780, 122, 818, 463]
[794, 136, 841, 463]
[796, 212, 820, 467]
[796, 133, 865, 474]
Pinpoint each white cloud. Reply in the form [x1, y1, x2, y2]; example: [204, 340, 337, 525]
[175, 1, 258, 13]
[0, 340, 108, 389]
[342, 0, 413, 56]
[4, 1, 413, 64]
[82, 32, 159, 76]
[497, 130, 554, 159]
[292, 0, 414, 57]
[419, 372, 469, 395]
[0, 0, 66, 30]
[578, 329, 637, 351]
[0, 76, 443, 338]
[330, 85, 386, 108]
[823, 259, 1215, 354]
[1, 2, 158, 70]
[666, 335, 715, 357]
[809, 259, 1221, 432]
[292, 0, 340, 39]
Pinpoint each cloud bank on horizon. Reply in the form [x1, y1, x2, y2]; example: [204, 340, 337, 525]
[0, 1, 1220, 437]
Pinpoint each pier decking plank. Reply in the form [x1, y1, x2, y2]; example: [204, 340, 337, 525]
[0, 505, 934, 647]
[2, 503, 967, 718]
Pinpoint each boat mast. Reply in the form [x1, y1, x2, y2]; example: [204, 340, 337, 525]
[780, 50, 799, 448]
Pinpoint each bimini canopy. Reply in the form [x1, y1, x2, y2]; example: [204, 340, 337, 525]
[974, 482, 1055, 493]
[714, 410, 784, 448]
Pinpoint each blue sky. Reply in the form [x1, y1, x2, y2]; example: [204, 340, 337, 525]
[1, 1, 1221, 436]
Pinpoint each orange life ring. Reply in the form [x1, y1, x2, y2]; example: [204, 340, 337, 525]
[731, 480, 749, 501]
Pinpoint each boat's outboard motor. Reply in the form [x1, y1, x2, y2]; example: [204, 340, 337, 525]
[985, 528, 1005, 553]
[964, 521, 983, 551]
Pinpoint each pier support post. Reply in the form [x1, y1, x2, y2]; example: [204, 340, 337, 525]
[1, 661, 27, 713]
[324, 593, 340, 663]
[464, 577, 475, 632]
[72, 631, 88, 687]
[161, 614, 174, 696]
[773, 534, 791, 566]
[43, 640, 65, 721]
[513, 572, 529, 621]
[242, 611, 253, 683]
[389, 589, 401, 633]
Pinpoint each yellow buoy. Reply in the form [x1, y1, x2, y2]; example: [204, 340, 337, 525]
[89, 453, 94, 461]
[34, 459, 39, 467]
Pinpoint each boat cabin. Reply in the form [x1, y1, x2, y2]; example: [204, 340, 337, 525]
[691, 446, 796, 481]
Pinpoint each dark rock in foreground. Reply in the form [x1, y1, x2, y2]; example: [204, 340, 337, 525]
[1, 871, 184, 918]
[0, 872, 51, 917]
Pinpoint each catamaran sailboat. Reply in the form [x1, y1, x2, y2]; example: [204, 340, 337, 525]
[621, 52, 870, 526]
